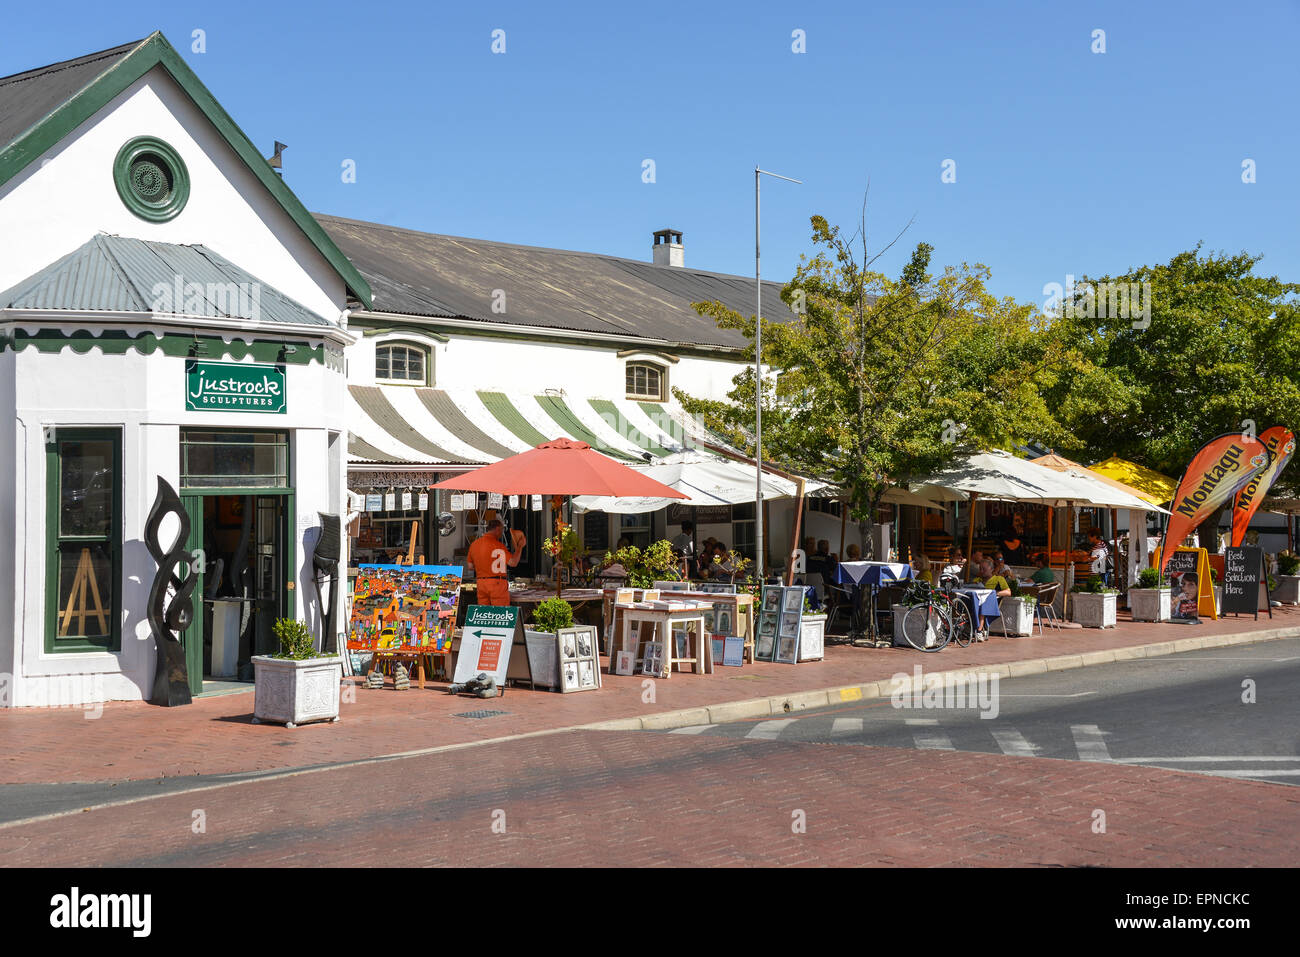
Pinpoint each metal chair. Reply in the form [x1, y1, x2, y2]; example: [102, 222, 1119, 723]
[1033, 582, 1062, 632]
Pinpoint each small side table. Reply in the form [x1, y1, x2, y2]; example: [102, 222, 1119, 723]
[618, 605, 711, 678]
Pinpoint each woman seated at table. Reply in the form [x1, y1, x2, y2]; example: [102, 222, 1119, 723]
[1029, 552, 1056, 584]
[910, 553, 933, 585]
[991, 551, 1013, 580]
[706, 543, 736, 579]
[845, 544, 862, 562]
[980, 559, 1013, 598]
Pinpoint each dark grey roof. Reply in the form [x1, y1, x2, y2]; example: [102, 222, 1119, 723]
[316, 215, 795, 348]
[0, 234, 334, 326]
[0, 38, 146, 152]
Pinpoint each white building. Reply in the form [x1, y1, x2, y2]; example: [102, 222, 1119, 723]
[0, 33, 370, 706]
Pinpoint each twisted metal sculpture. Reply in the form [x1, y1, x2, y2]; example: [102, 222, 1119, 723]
[145, 477, 196, 706]
[312, 512, 341, 654]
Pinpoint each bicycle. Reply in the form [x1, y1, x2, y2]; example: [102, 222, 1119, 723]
[899, 580, 952, 652]
[933, 574, 975, 648]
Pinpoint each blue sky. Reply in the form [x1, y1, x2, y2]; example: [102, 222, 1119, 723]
[6, 1, 1299, 308]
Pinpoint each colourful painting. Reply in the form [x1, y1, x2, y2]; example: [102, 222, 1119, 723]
[348, 564, 463, 654]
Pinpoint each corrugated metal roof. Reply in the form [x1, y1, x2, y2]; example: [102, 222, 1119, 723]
[0, 38, 145, 152]
[0, 234, 334, 325]
[316, 214, 795, 347]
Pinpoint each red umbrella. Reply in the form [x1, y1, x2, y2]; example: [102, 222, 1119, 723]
[430, 439, 687, 596]
[429, 438, 689, 499]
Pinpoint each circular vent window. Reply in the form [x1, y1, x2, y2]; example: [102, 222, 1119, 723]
[113, 137, 189, 222]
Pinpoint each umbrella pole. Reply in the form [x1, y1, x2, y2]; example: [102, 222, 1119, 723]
[1111, 507, 1119, 593]
[965, 492, 979, 580]
[839, 500, 847, 558]
[1046, 504, 1053, 579]
[786, 478, 806, 587]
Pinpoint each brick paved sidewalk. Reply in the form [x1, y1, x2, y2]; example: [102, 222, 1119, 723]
[2, 732, 1296, 866]
[3, 606, 1297, 786]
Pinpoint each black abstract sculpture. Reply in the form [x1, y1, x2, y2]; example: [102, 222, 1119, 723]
[145, 477, 196, 706]
[312, 512, 341, 654]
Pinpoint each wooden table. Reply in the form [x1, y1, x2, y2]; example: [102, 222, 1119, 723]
[616, 603, 712, 678]
[603, 588, 755, 662]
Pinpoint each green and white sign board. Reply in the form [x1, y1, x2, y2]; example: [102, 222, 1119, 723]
[186, 360, 286, 412]
[454, 605, 524, 686]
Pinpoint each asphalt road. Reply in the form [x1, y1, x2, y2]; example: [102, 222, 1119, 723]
[652, 638, 1300, 785]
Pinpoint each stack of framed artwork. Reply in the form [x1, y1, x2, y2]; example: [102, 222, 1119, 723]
[557, 625, 602, 693]
[756, 585, 807, 663]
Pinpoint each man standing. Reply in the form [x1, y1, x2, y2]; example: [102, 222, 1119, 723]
[467, 519, 526, 606]
[1088, 529, 1110, 585]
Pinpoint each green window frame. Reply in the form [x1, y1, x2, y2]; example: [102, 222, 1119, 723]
[45, 427, 123, 653]
[113, 136, 190, 223]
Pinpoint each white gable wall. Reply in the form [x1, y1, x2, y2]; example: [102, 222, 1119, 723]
[0, 64, 345, 319]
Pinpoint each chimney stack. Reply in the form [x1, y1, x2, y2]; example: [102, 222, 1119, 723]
[652, 228, 684, 267]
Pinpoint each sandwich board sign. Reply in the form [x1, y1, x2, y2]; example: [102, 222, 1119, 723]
[1221, 546, 1271, 619]
[454, 605, 525, 686]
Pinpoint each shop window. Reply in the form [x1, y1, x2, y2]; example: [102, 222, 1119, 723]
[618, 512, 652, 550]
[731, 501, 756, 564]
[625, 361, 666, 401]
[46, 428, 122, 652]
[375, 342, 430, 385]
[180, 430, 289, 489]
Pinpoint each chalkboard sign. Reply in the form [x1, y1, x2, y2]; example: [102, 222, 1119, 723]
[583, 510, 609, 551]
[1222, 546, 1268, 618]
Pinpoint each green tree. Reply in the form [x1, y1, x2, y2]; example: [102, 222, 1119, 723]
[1043, 245, 1300, 539]
[676, 212, 1073, 562]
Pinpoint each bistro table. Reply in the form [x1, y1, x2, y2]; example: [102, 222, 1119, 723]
[952, 586, 1002, 634]
[602, 587, 755, 662]
[832, 561, 915, 643]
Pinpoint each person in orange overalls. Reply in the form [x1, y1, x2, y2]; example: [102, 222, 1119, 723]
[466, 519, 525, 606]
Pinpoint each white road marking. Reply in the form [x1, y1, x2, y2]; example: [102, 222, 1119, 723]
[997, 692, 1097, 698]
[913, 730, 955, 751]
[992, 729, 1040, 757]
[1070, 724, 1112, 762]
[746, 719, 797, 740]
[1196, 769, 1300, 779]
[904, 718, 940, 725]
[1113, 755, 1300, 764]
[831, 718, 864, 736]
[667, 724, 711, 735]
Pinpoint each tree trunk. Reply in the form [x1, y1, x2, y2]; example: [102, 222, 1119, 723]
[1195, 505, 1226, 554]
[859, 519, 874, 562]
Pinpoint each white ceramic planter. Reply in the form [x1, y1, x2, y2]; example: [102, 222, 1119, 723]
[1128, 587, 1171, 622]
[252, 655, 342, 728]
[1070, 592, 1117, 629]
[998, 597, 1035, 636]
[892, 604, 942, 648]
[1273, 575, 1300, 604]
[798, 615, 826, 661]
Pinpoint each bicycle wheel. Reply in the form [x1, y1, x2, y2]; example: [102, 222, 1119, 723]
[901, 603, 950, 652]
[945, 595, 974, 647]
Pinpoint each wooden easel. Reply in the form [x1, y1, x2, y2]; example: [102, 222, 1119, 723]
[60, 547, 109, 636]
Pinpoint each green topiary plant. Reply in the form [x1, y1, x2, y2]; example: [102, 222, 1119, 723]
[272, 618, 319, 659]
[531, 597, 574, 634]
[1136, 566, 1163, 589]
[1278, 551, 1300, 576]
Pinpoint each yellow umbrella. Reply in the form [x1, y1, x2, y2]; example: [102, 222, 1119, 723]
[1088, 455, 1177, 506]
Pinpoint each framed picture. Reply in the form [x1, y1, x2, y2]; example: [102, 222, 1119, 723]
[759, 612, 778, 635]
[641, 641, 665, 678]
[575, 630, 593, 658]
[722, 635, 745, 667]
[762, 587, 782, 612]
[754, 630, 776, 661]
[711, 636, 725, 662]
[578, 660, 596, 688]
[560, 632, 578, 660]
[780, 612, 801, 638]
[614, 588, 635, 605]
[775, 635, 799, 664]
[561, 659, 580, 691]
[614, 650, 636, 675]
[702, 608, 716, 632]
[782, 588, 804, 613]
[714, 606, 733, 635]
[641, 590, 661, 603]
[674, 632, 689, 659]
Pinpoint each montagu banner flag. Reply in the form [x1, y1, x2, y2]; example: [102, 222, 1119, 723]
[1230, 426, 1296, 547]
[1160, 432, 1270, 571]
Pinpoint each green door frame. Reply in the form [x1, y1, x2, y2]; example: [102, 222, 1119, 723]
[178, 488, 295, 694]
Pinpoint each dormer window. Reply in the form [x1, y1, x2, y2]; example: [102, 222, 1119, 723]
[626, 361, 666, 401]
[375, 342, 429, 385]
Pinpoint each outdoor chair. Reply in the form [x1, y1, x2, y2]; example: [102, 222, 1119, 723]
[1033, 582, 1062, 632]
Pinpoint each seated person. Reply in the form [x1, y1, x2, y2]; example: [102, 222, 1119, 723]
[1030, 553, 1056, 584]
[845, 543, 862, 561]
[910, 553, 934, 585]
[980, 559, 1012, 598]
[940, 547, 966, 580]
[967, 550, 986, 581]
[991, 551, 1012, 579]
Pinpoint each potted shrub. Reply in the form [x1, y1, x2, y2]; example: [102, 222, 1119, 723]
[998, 579, 1036, 636]
[523, 597, 574, 689]
[253, 618, 342, 728]
[1070, 575, 1118, 629]
[1274, 551, 1300, 603]
[1128, 566, 1172, 622]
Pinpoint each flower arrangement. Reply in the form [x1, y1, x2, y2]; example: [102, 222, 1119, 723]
[543, 522, 582, 566]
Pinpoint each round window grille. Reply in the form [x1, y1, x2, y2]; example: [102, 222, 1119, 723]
[113, 137, 189, 222]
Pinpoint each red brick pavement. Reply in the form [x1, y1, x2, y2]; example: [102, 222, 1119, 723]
[2, 607, 1297, 786]
[2, 732, 1296, 867]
